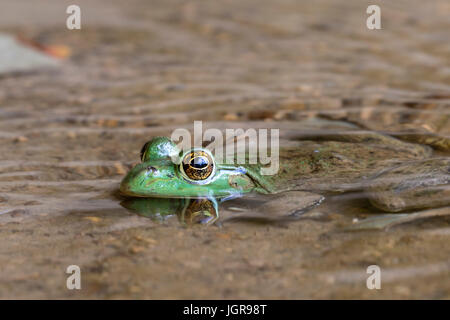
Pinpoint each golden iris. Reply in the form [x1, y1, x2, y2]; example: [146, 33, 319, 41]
[181, 150, 214, 181]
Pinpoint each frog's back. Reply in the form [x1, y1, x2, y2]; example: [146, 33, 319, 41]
[228, 131, 434, 194]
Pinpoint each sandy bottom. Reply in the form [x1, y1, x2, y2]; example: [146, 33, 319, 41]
[0, 0, 449, 299]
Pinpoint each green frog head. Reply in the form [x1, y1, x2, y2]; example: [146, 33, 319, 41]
[119, 137, 271, 198]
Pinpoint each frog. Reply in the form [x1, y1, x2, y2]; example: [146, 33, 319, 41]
[119, 136, 275, 199]
[119, 133, 449, 214]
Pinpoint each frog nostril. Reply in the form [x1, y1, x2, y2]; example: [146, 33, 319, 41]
[146, 166, 157, 173]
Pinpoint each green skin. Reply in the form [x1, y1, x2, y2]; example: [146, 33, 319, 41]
[119, 136, 274, 199]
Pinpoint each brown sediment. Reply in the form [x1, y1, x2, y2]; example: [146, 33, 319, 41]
[0, 0, 449, 299]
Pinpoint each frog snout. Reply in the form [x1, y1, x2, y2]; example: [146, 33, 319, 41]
[119, 163, 167, 196]
[119, 171, 137, 194]
[119, 164, 148, 192]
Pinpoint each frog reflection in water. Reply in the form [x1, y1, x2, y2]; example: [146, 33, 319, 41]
[120, 135, 450, 222]
[121, 197, 219, 226]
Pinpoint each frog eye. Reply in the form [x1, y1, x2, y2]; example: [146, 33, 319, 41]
[140, 141, 151, 162]
[180, 149, 215, 183]
[139, 137, 180, 162]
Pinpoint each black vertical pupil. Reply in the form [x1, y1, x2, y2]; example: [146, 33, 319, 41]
[190, 156, 208, 169]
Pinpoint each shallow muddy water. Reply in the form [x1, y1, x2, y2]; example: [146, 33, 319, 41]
[0, 0, 449, 299]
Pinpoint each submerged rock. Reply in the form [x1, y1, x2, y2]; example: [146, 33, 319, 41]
[0, 33, 59, 74]
[367, 158, 450, 212]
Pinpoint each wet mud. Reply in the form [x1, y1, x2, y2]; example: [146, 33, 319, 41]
[0, 0, 449, 299]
